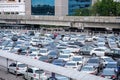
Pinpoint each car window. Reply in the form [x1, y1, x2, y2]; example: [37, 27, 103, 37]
[114, 50, 118, 54]
[18, 64, 26, 67]
[95, 49, 101, 51]
[35, 70, 44, 74]
[9, 63, 16, 67]
[27, 68, 33, 73]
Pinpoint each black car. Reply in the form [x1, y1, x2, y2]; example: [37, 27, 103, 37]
[105, 48, 120, 58]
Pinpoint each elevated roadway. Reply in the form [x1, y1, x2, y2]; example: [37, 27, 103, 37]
[0, 15, 120, 29]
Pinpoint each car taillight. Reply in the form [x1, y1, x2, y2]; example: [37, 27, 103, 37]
[34, 74, 36, 77]
[101, 75, 105, 77]
[44, 60, 48, 63]
[16, 67, 19, 70]
[111, 75, 116, 79]
[34, 57, 37, 59]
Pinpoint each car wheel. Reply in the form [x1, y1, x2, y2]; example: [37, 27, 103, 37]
[23, 75, 27, 80]
[92, 53, 96, 57]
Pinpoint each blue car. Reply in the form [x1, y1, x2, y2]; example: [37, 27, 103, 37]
[52, 59, 66, 67]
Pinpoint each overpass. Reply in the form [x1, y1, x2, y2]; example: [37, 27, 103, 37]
[0, 15, 120, 29]
[0, 50, 111, 80]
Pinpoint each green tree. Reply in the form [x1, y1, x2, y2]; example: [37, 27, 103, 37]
[116, 2, 120, 16]
[74, 8, 91, 16]
[92, 0, 119, 16]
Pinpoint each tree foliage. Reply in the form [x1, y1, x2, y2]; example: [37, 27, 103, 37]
[74, 0, 120, 16]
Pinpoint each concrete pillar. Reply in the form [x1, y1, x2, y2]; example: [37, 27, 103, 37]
[55, 0, 68, 16]
[25, 0, 31, 15]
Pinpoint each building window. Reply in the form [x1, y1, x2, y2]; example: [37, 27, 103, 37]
[31, 0, 55, 15]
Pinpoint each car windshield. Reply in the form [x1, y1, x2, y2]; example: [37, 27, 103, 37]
[66, 63, 76, 66]
[103, 70, 115, 75]
[40, 50, 47, 53]
[29, 54, 36, 56]
[39, 56, 48, 60]
[59, 55, 69, 58]
[72, 57, 82, 61]
[18, 64, 26, 67]
[49, 51, 57, 55]
[106, 64, 117, 68]
[35, 70, 44, 74]
[104, 58, 114, 62]
[88, 59, 99, 63]
[54, 60, 63, 63]
[81, 67, 94, 71]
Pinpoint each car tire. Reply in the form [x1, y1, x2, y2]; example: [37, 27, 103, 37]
[23, 75, 27, 80]
[92, 53, 96, 57]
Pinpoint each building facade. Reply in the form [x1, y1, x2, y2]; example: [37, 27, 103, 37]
[68, 0, 92, 15]
[31, 0, 92, 16]
[0, 0, 25, 15]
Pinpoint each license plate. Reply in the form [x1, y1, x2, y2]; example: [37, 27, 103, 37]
[105, 76, 111, 78]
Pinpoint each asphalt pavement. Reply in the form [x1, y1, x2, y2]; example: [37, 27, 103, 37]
[0, 66, 24, 80]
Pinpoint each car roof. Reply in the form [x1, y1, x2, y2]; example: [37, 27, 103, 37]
[100, 56, 111, 59]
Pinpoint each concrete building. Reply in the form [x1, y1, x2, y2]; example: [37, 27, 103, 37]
[0, 0, 25, 15]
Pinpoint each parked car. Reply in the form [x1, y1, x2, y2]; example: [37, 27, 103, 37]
[38, 56, 53, 63]
[58, 54, 71, 61]
[90, 48, 110, 57]
[87, 57, 103, 71]
[100, 68, 116, 80]
[80, 46, 94, 55]
[28, 52, 41, 60]
[104, 63, 117, 69]
[39, 48, 48, 56]
[23, 67, 47, 80]
[48, 50, 59, 59]
[70, 56, 85, 66]
[105, 48, 120, 58]
[52, 59, 66, 67]
[8, 62, 27, 75]
[80, 64, 98, 75]
[65, 61, 81, 70]
[100, 56, 116, 67]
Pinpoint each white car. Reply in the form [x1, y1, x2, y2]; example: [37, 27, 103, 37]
[23, 67, 48, 80]
[65, 61, 81, 70]
[71, 56, 85, 66]
[8, 62, 27, 75]
[90, 48, 106, 56]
